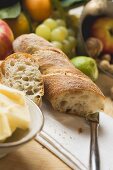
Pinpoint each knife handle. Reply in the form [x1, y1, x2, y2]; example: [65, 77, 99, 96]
[89, 122, 100, 170]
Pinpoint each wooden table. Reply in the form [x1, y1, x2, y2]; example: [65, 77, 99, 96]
[0, 140, 71, 170]
[0, 74, 113, 170]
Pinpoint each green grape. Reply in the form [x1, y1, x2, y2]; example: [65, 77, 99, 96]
[56, 19, 66, 27]
[51, 41, 63, 50]
[59, 26, 68, 38]
[51, 27, 68, 42]
[68, 36, 76, 49]
[68, 28, 75, 36]
[62, 39, 71, 54]
[35, 24, 51, 41]
[43, 18, 57, 30]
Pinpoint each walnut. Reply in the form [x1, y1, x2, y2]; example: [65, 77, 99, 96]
[86, 37, 103, 58]
[109, 64, 113, 74]
[102, 54, 111, 62]
[99, 60, 110, 71]
[110, 87, 113, 100]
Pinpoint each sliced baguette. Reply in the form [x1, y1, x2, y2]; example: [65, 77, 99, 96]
[0, 52, 44, 106]
[13, 34, 105, 117]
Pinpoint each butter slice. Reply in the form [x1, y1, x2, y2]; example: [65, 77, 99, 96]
[0, 84, 30, 141]
[0, 112, 12, 141]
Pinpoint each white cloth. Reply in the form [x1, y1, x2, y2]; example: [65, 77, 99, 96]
[36, 101, 113, 170]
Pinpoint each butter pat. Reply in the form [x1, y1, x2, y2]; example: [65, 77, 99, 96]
[0, 84, 30, 141]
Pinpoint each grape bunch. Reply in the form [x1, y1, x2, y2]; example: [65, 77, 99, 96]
[35, 18, 76, 57]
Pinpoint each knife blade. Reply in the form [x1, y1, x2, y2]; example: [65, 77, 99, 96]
[86, 112, 100, 170]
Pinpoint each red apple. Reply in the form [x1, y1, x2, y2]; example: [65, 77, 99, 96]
[90, 17, 113, 54]
[0, 19, 14, 60]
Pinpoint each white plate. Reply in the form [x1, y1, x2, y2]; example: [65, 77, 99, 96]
[36, 100, 113, 170]
[0, 98, 44, 159]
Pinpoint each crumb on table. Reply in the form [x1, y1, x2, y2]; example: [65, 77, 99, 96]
[78, 127, 83, 134]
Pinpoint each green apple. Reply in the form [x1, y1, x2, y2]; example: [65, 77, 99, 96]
[91, 17, 113, 54]
[71, 56, 98, 81]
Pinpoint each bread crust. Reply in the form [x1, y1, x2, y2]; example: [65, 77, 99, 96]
[13, 34, 53, 54]
[43, 74, 104, 101]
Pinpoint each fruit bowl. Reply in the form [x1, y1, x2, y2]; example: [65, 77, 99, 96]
[97, 66, 113, 99]
[0, 98, 44, 159]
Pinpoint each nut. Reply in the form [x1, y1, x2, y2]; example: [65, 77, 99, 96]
[102, 54, 111, 62]
[86, 37, 103, 58]
[99, 60, 110, 71]
[110, 87, 113, 100]
[109, 64, 113, 74]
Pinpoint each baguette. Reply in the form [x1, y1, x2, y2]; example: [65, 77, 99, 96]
[13, 34, 105, 116]
[0, 52, 44, 106]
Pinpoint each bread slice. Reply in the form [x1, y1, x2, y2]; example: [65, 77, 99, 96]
[0, 52, 44, 106]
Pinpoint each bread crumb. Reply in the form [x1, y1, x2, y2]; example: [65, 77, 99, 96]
[42, 146, 45, 149]
[78, 127, 83, 134]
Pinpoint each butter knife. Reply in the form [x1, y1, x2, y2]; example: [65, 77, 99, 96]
[86, 112, 100, 170]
